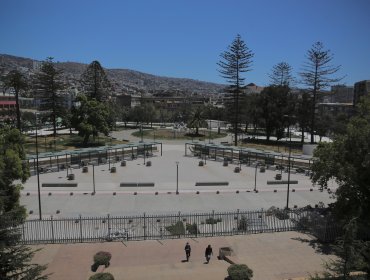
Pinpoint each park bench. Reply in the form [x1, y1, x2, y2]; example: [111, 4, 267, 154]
[42, 183, 78, 188]
[195, 182, 229, 186]
[120, 182, 155, 187]
[267, 180, 298, 185]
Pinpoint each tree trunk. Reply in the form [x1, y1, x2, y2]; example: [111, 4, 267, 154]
[15, 90, 21, 131]
[301, 128, 305, 143]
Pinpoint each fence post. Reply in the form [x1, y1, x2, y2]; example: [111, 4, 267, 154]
[107, 214, 111, 240]
[178, 211, 181, 239]
[212, 210, 215, 237]
[21, 221, 26, 244]
[143, 212, 146, 240]
[51, 215, 55, 244]
[260, 208, 263, 233]
[79, 214, 83, 243]
[236, 209, 240, 235]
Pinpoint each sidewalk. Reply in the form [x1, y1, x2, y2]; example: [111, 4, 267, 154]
[31, 231, 334, 280]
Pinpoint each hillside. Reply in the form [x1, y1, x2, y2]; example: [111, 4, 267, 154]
[0, 54, 225, 95]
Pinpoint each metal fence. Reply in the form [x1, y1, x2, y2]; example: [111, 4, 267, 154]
[17, 208, 338, 244]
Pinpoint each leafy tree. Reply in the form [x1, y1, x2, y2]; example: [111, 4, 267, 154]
[295, 91, 312, 143]
[81, 61, 111, 102]
[71, 95, 111, 145]
[240, 93, 260, 135]
[0, 127, 47, 279]
[311, 97, 370, 229]
[269, 62, 295, 86]
[218, 34, 254, 146]
[300, 42, 343, 144]
[34, 57, 65, 137]
[2, 70, 28, 130]
[315, 111, 333, 142]
[187, 106, 207, 135]
[323, 218, 365, 280]
[257, 86, 291, 141]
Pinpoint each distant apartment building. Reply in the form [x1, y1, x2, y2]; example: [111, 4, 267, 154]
[324, 85, 354, 103]
[0, 94, 16, 121]
[353, 80, 370, 105]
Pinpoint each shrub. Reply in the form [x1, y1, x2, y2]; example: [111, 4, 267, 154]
[89, 272, 115, 280]
[186, 223, 199, 234]
[266, 206, 289, 220]
[93, 251, 112, 267]
[227, 264, 253, 280]
[237, 215, 249, 231]
[205, 217, 222, 224]
[165, 221, 185, 235]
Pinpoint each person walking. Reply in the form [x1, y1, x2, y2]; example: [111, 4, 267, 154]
[184, 242, 191, 262]
[205, 244, 213, 264]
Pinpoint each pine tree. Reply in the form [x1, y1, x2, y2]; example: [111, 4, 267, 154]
[269, 62, 295, 86]
[217, 34, 254, 146]
[34, 57, 65, 137]
[2, 70, 28, 130]
[80, 61, 111, 102]
[300, 42, 343, 144]
[0, 127, 48, 279]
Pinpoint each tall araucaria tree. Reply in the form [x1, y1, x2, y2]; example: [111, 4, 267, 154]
[300, 42, 343, 144]
[269, 62, 295, 86]
[80, 61, 111, 102]
[217, 34, 254, 146]
[2, 70, 28, 130]
[34, 57, 65, 137]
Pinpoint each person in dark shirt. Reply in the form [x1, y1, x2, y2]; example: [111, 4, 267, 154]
[184, 242, 191, 261]
[205, 244, 213, 263]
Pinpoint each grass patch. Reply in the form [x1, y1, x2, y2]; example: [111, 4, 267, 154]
[132, 128, 227, 140]
[24, 133, 128, 155]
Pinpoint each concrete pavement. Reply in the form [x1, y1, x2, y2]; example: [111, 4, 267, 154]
[31, 231, 334, 280]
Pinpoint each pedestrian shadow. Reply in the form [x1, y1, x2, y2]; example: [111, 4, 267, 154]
[181, 260, 188, 263]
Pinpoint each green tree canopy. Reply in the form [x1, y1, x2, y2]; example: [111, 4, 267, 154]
[300, 42, 343, 144]
[0, 127, 47, 279]
[71, 95, 112, 145]
[2, 70, 28, 130]
[81, 61, 111, 102]
[187, 106, 207, 135]
[34, 57, 65, 136]
[218, 34, 254, 146]
[311, 97, 370, 229]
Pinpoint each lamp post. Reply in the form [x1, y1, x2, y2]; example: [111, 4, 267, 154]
[140, 123, 143, 142]
[208, 120, 212, 144]
[35, 113, 42, 220]
[286, 123, 292, 209]
[254, 162, 259, 192]
[92, 164, 96, 194]
[284, 115, 294, 210]
[176, 161, 179, 194]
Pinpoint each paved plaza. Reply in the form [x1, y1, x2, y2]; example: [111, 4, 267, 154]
[31, 231, 335, 280]
[21, 132, 336, 218]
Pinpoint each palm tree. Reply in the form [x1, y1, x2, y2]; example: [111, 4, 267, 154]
[188, 107, 206, 136]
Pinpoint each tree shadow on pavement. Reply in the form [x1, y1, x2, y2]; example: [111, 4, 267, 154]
[291, 236, 334, 255]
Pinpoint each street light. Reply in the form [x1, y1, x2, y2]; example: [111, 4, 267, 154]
[254, 162, 259, 192]
[35, 113, 42, 220]
[176, 161, 179, 194]
[284, 115, 294, 209]
[140, 123, 143, 142]
[92, 163, 96, 194]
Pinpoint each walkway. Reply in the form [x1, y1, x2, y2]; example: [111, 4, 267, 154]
[31, 231, 334, 280]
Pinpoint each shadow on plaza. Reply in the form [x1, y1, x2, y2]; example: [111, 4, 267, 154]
[291, 236, 334, 255]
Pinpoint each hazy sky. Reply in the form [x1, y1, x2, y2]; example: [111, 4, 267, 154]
[1, 0, 369, 87]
